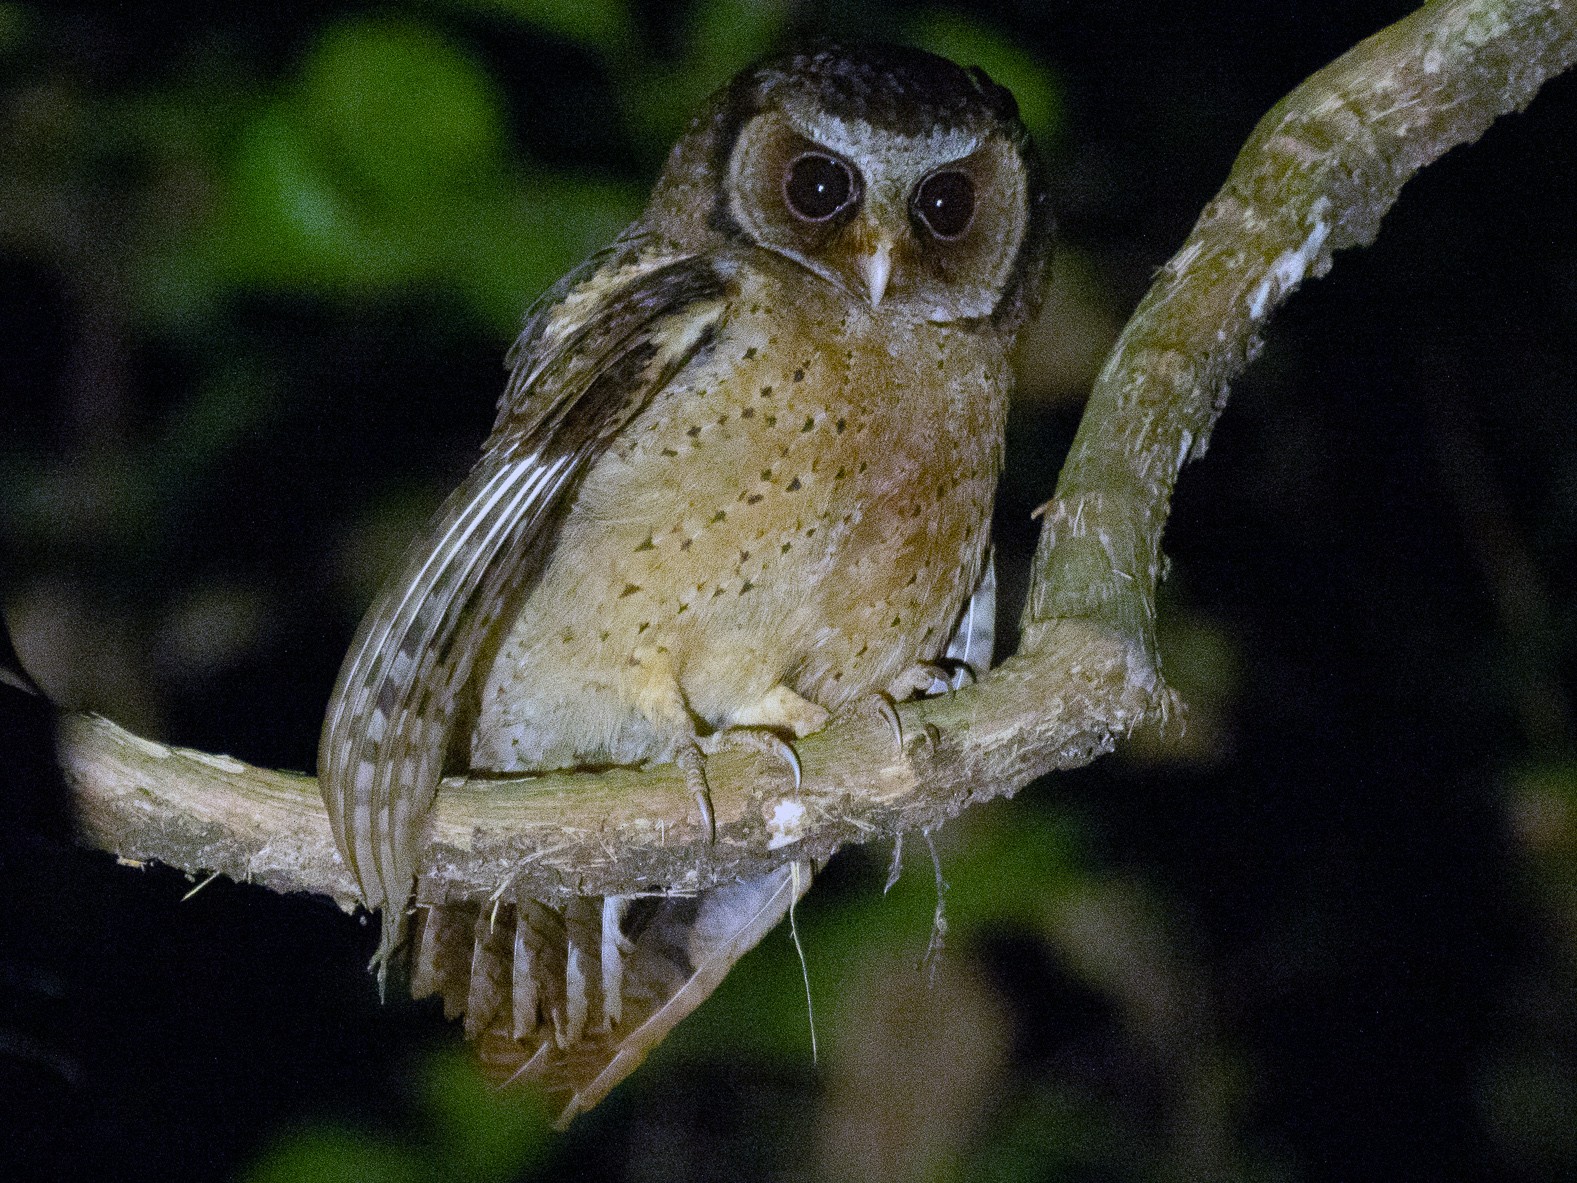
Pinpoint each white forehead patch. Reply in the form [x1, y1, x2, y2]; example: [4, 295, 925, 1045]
[795, 112, 981, 172]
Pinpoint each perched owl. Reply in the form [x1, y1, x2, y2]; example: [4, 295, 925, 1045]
[319, 43, 1053, 1124]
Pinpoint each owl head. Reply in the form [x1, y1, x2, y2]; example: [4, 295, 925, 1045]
[645, 43, 1054, 329]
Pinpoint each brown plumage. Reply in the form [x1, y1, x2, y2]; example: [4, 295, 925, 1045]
[318, 42, 1053, 1125]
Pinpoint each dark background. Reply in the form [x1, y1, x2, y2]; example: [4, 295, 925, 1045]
[3, 2, 1576, 1180]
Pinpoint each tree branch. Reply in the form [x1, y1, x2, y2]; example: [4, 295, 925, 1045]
[56, 0, 1577, 911]
[1026, 0, 1577, 662]
[61, 622, 1155, 910]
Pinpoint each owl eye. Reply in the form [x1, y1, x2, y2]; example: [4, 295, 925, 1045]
[783, 152, 856, 222]
[911, 170, 976, 239]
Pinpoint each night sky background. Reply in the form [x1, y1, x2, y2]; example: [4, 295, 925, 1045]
[3, 2, 1577, 1181]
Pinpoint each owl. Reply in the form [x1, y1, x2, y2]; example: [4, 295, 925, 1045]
[319, 43, 1053, 1124]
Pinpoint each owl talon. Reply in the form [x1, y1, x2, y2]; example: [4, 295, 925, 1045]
[864, 693, 904, 755]
[701, 726, 802, 790]
[678, 743, 717, 842]
[780, 739, 804, 790]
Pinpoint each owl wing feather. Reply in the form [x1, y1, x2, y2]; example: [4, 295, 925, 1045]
[457, 861, 815, 1128]
[501, 232, 655, 414]
[318, 254, 732, 970]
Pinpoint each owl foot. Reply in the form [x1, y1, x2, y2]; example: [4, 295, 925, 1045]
[862, 693, 905, 755]
[858, 660, 977, 756]
[855, 694, 942, 756]
[677, 743, 716, 842]
[681, 682, 834, 819]
[729, 683, 832, 737]
[937, 657, 978, 690]
[887, 659, 974, 701]
[675, 725, 807, 843]
[701, 726, 804, 790]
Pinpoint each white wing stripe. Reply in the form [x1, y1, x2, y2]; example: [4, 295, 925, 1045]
[365, 456, 575, 888]
[324, 452, 571, 899]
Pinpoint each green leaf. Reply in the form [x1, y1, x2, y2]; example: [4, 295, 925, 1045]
[422, 1048, 553, 1180]
[238, 1127, 431, 1183]
[211, 103, 421, 290]
[294, 16, 508, 199]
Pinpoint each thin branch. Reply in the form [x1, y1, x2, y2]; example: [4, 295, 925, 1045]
[57, 0, 1577, 911]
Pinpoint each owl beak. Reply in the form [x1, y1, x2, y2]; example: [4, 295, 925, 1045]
[859, 237, 894, 307]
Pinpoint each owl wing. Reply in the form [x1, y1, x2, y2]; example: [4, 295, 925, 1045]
[498, 232, 652, 429]
[414, 861, 816, 1127]
[318, 253, 732, 969]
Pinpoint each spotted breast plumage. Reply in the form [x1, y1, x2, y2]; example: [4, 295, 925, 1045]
[318, 42, 1053, 1124]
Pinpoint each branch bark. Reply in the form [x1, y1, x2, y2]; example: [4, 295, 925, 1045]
[56, 0, 1577, 912]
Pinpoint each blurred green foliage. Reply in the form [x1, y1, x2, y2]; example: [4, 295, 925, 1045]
[164, 14, 637, 331]
[436, 0, 637, 55]
[904, 9, 1063, 148]
[683, 803, 1097, 1065]
[242, 1051, 552, 1183]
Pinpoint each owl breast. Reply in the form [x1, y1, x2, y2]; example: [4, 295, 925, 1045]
[469, 263, 1010, 774]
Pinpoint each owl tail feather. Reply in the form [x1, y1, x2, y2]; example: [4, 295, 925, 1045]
[410, 862, 813, 1127]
